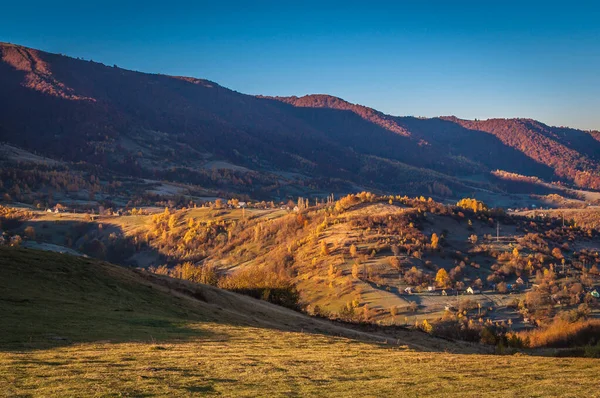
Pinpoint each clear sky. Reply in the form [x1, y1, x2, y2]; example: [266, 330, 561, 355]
[2, 1, 599, 130]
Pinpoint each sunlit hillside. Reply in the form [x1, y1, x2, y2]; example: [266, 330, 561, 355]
[3, 192, 599, 348]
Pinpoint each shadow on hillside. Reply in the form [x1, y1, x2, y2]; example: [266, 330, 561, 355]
[0, 246, 230, 352]
[258, 96, 559, 183]
[396, 117, 557, 180]
[362, 279, 424, 306]
[0, 244, 493, 355]
[12, 217, 169, 267]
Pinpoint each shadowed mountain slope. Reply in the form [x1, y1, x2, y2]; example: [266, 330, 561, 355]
[2, 42, 599, 198]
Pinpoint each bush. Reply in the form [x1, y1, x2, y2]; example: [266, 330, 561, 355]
[218, 264, 300, 310]
[517, 319, 600, 348]
[584, 343, 600, 358]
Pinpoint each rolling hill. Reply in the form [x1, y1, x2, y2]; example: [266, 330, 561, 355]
[2, 247, 600, 396]
[3, 192, 599, 336]
[2, 42, 600, 205]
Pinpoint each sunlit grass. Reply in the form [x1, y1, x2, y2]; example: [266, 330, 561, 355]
[2, 324, 599, 397]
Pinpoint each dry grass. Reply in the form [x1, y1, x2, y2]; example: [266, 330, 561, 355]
[1, 247, 600, 397]
[2, 326, 600, 397]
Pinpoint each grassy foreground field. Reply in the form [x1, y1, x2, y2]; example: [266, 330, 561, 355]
[1, 248, 599, 397]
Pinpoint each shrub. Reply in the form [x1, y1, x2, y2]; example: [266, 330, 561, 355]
[517, 319, 600, 348]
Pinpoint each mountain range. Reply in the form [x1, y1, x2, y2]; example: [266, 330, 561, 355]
[2, 42, 600, 201]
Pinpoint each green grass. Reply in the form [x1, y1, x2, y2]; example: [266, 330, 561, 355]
[1, 247, 599, 397]
[0, 248, 213, 347]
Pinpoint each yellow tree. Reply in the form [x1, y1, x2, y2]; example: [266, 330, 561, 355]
[168, 214, 177, 230]
[431, 233, 439, 250]
[352, 263, 360, 278]
[320, 240, 329, 256]
[435, 268, 450, 288]
[349, 244, 357, 257]
[328, 264, 335, 278]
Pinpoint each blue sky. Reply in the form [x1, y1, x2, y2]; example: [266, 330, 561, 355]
[2, 1, 599, 130]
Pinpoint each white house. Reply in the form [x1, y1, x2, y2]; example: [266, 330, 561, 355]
[516, 277, 525, 285]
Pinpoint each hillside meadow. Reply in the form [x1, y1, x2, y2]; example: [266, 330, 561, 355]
[1, 248, 600, 397]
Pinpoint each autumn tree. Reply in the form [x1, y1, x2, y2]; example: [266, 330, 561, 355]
[497, 282, 508, 293]
[24, 226, 35, 240]
[352, 263, 360, 278]
[320, 240, 329, 256]
[435, 268, 450, 288]
[328, 263, 336, 278]
[362, 304, 370, 321]
[431, 233, 439, 250]
[388, 256, 400, 270]
[349, 244, 357, 257]
[552, 247, 563, 260]
[168, 214, 177, 230]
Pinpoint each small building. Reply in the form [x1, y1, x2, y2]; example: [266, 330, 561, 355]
[466, 287, 480, 295]
[404, 287, 413, 294]
[516, 277, 525, 285]
[427, 286, 435, 292]
[441, 290, 447, 296]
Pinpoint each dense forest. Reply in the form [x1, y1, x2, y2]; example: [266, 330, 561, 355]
[2, 42, 599, 199]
